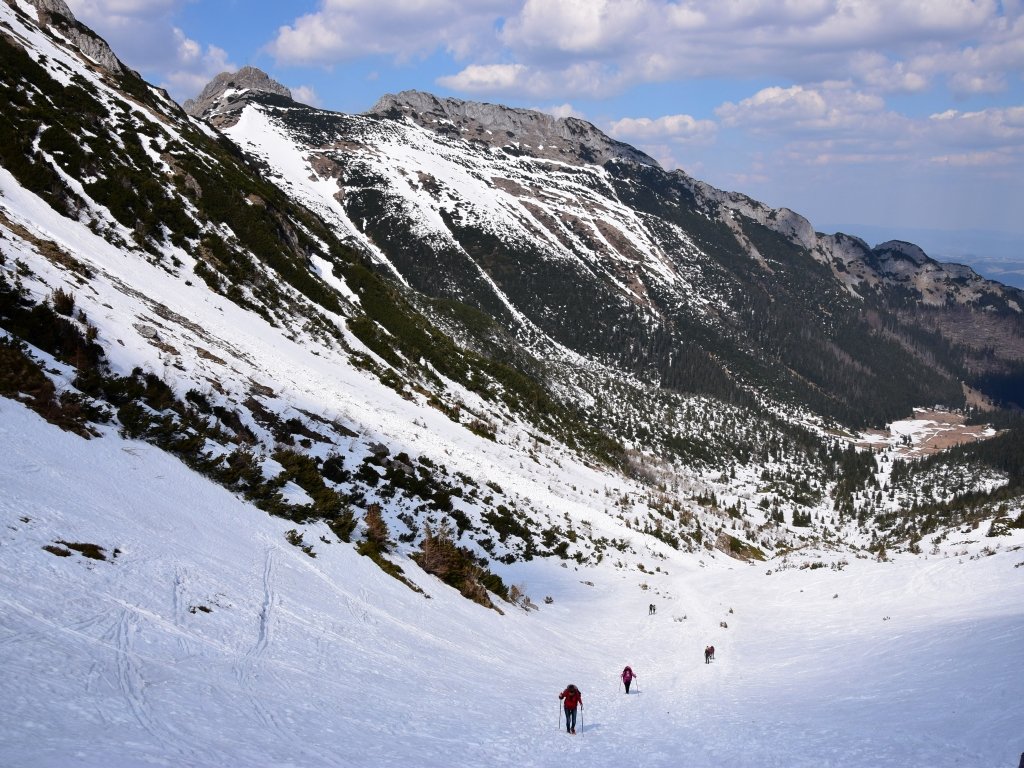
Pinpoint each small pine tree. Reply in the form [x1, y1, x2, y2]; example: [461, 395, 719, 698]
[357, 503, 392, 557]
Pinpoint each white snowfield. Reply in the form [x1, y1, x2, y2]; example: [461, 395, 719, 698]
[2, 399, 1022, 768]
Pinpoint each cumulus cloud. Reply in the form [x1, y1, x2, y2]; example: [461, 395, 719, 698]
[929, 150, 1008, 166]
[716, 84, 888, 134]
[534, 103, 585, 119]
[438, 63, 530, 93]
[928, 106, 1024, 146]
[268, 0, 518, 65]
[439, 61, 623, 99]
[500, 0, 650, 58]
[69, 0, 1022, 112]
[161, 30, 233, 100]
[609, 113, 717, 145]
[487, 0, 1012, 93]
[291, 85, 321, 107]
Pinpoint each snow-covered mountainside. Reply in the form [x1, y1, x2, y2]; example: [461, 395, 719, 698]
[206, 75, 1024, 426]
[2, 2, 1024, 763]
[3, 398, 1023, 767]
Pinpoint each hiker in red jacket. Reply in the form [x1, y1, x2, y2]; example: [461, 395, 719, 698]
[620, 665, 636, 694]
[558, 684, 582, 734]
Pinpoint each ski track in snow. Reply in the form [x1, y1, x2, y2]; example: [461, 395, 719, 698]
[1, 398, 1023, 766]
[233, 543, 285, 738]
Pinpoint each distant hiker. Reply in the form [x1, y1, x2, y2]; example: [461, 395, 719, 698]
[709, 645, 715, 661]
[649, 603, 656, 615]
[559, 684, 583, 734]
[621, 665, 636, 694]
[704, 645, 713, 664]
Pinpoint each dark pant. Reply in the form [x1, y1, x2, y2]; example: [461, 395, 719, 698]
[624, 680, 631, 693]
[564, 707, 577, 732]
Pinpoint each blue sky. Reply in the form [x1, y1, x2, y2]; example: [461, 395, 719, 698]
[66, 0, 1024, 283]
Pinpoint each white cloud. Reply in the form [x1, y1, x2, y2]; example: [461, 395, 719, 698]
[715, 84, 886, 134]
[483, 0, 1018, 103]
[161, 29, 233, 100]
[69, 0, 1023, 112]
[500, 0, 650, 56]
[439, 61, 622, 99]
[268, 0, 518, 65]
[534, 103, 585, 119]
[291, 85, 321, 107]
[609, 113, 717, 145]
[852, 53, 931, 94]
[927, 106, 1024, 146]
[929, 150, 1008, 167]
[949, 71, 1007, 96]
[437, 63, 530, 93]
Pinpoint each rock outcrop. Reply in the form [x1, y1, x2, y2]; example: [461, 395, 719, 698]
[368, 90, 660, 169]
[25, 0, 124, 73]
[183, 66, 293, 125]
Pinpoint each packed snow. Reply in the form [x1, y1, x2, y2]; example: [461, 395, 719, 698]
[2, 399, 1022, 768]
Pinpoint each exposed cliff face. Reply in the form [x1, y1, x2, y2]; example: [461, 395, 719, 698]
[183, 66, 294, 126]
[369, 90, 660, 168]
[19, 0, 124, 73]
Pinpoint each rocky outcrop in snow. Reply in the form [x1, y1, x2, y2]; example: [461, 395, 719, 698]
[183, 66, 293, 125]
[24, 0, 124, 73]
[369, 90, 660, 169]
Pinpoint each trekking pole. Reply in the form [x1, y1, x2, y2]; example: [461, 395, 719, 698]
[558, 703, 562, 732]
[579, 706, 584, 738]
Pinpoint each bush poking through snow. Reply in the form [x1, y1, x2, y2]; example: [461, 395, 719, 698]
[413, 521, 505, 611]
[285, 529, 316, 558]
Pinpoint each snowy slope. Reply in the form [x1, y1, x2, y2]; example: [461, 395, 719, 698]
[3, 398, 1023, 768]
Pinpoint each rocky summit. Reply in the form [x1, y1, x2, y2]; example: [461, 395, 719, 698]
[183, 65, 294, 125]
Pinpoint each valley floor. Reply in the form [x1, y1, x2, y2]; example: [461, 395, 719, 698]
[1, 398, 1022, 768]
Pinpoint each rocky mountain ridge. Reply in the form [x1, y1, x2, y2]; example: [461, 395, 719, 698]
[193, 67, 1020, 320]
[193, 68, 1024, 427]
[15, 0, 124, 72]
[369, 89, 661, 168]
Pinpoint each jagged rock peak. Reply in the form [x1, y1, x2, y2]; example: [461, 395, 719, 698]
[183, 66, 293, 120]
[24, 0, 124, 73]
[26, 0, 74, 15]
[369, 90, 661, 169]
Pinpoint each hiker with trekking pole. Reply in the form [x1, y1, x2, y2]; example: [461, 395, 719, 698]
[558, 683, 583, 735]
[620, 665, 637, 694]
